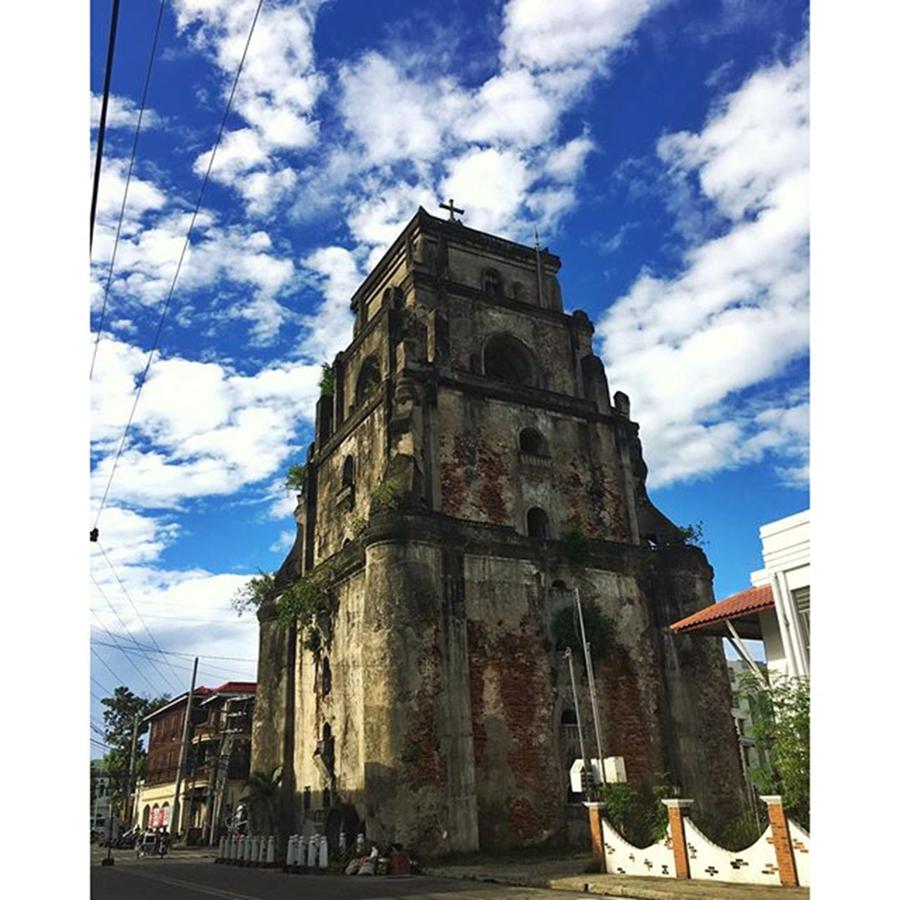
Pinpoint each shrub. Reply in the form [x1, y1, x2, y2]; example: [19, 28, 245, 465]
[319, 362, 335, 396]
[285, 463, 306, 493]
[675, 521, 706, 547]
[370, 477, 403, 512]
[601, 782, 670, 848]
[551, 603, 616, 660]
[561, 524, 592, 566]
[231, 571, 275, 616]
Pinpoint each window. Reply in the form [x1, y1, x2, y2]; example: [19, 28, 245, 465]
[519, 428, 547, 456]
[526, 507, 550, 539]
[342, 456, 354, 488]
[355, 357, 381, 404]
[483, 334, 536, 386]
[482, 268, 503, 297]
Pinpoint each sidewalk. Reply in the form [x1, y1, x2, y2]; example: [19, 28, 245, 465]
[423, 856, 810, 900]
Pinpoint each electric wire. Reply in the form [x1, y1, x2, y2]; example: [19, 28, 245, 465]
[89, 636, 255, 681]
[90, 583, 180, 694]
[91, 0, 267, 530]
[90, 0, 168, 379]
[96, 541, 184, 686]
[91, 646, 128, 686]
[90, 0, 121, 251]
[91, 607, 163, 695]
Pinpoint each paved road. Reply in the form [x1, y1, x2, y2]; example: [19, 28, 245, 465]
[90, 855, 593, 900]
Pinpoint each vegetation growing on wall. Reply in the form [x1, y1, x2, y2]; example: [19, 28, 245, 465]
[285, 463, 306, 493]
[561, 523, 592, 566]
[231, 571, 276, 616]
[370, 476, 403, 512]
[551, 603, 616, 660]
[276, 565, 334, 651]
[675, 521, 706, 547]
[319, 362, 335, 396]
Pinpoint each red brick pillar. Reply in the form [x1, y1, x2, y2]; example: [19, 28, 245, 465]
[662, 799, 693, 879]
[761, 795, 798, 887]
[583, 801, 606, 872]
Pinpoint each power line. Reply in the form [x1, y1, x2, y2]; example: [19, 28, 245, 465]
[95, 542, 184, 686]
[90, 0, 169, 379]
[91, 646, 128, 686]
[91, 0, 267, 529]
[90, 0, 121, 251]
[89, 636, 255, 681]
[91, 607, 163, 695]
[89, 607, 253, 625]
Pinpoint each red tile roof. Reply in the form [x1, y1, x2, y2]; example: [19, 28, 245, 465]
[669, 584, 774, 634]
[212, 681, 256, 694]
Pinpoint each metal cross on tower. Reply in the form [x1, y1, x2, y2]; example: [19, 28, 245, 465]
[439, 198, 465, 222]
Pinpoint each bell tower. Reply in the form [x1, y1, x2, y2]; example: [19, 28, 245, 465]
[253, 207, 746, 853]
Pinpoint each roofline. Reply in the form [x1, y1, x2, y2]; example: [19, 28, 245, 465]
[348, 206, 562, 312]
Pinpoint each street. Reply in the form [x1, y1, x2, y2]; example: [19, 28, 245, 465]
[90, 852, 595, 900]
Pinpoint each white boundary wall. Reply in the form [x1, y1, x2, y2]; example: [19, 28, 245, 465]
[683, 819, 781, 885]
[602, 823, 676, 878]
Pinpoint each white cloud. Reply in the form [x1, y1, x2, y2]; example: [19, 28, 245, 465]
[441, 147, 533, 234]
[500, 0, 664, 72]
[173, 0, 325, 214]
[91, 93, 162, 130]
[299, 247, 362, 362]
[599, 44, 809, 487]
[91, 336, 321, 510]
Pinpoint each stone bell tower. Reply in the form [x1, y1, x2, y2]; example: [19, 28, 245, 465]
[252, 207, 745, 854]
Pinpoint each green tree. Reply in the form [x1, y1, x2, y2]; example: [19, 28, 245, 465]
[242, 766, 283, 833]
[319, 362, 335, 396]
[232, 571, 276, 616]
[98, 688, 169, 812]
[736, 671, 810, 829]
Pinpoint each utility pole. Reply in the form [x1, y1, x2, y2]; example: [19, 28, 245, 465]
[564, 647, 593, 797]
[574, 587, 607, 786]
[170, 657, 198, 839]
[125, 714, 140, 829]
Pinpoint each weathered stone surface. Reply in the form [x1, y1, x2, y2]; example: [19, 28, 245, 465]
[252, 208, 745, 856]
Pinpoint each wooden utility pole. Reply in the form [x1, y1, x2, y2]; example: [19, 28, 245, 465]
[125, 714, 140, 829]
[170, 657, 198, 838]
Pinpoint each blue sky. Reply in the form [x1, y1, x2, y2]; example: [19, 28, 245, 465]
[89, 0, 809, 719]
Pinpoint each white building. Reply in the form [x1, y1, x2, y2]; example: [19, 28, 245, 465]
[670, 509, 810, 681]
[749, 510, 810, 678]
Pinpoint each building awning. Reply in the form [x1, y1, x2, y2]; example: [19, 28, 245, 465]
[669, 584, 774, 639]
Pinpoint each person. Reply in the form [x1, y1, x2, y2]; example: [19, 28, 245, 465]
[159, 831, 169, 858]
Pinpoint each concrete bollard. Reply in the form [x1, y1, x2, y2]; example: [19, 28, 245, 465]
[306, 834, 318, 870]
[286, 834, 297, 871]
[297, 836, 307, 873]
[317, 835, 328, 870]
[252, 835, 261, 867]
[235, 835, 244, 866]
[339, 830, 347, 854]
[217, 836, 225, 863]
[266, 835, 276, 868]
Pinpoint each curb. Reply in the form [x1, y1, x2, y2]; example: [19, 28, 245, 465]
[422, 868, 809, 900]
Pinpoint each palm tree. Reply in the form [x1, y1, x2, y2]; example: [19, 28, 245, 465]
[242, 766, 283, 834]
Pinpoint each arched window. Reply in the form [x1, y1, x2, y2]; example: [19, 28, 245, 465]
[342, 456, 354, 488]
[482, 268, 504, 298]
[519, 427, 547, 456]
[551, 579, 569, 592]
[483, 334, 536, 386]
[322, 657, 332, 696]
[526, 507, 550, 539]
[355, 357, 381, 404]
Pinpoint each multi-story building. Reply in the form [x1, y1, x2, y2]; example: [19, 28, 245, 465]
[252, 207, 746, 854]
[134, 681, 255, 842]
